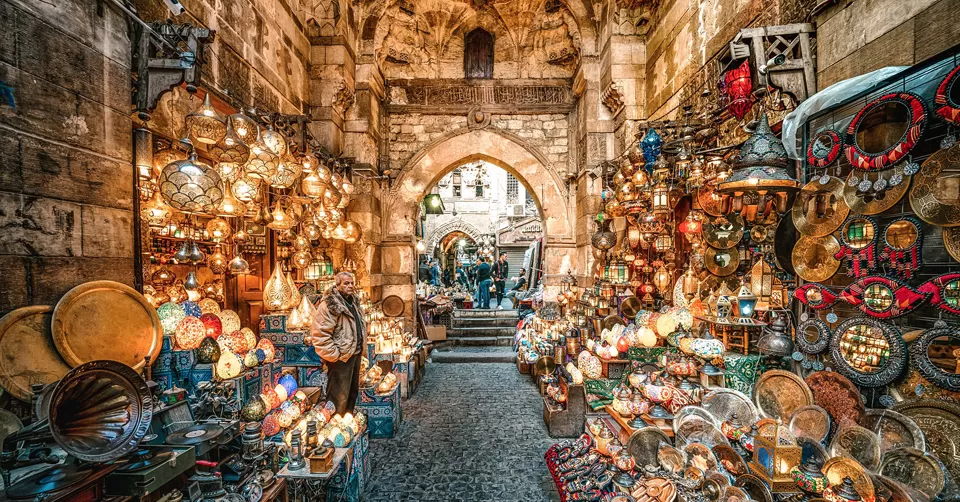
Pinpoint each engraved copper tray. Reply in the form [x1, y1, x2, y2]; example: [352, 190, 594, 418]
[734, 473, 773, 502]
[675, 416, 729, 449]
[805, 371, 865, 434]
[0, 306, 70, 401]
[702, 388, 759, 425]
[712, 444, 748, 477]
[52, 281, 162, 370]
[754, 369, 814, 420]
[822, 457, 875, 502]
[673, 405, 719, 436]
[829, 424, 882, 471]
[788, 405, 831, 444]
[862, 409, 925, 453]
[879, 448, 945, 500]
[891, 400, 960, 500]
[627, 426, 671, 468]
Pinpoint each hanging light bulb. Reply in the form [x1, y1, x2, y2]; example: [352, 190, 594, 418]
[216, 187, 246, 217]
[268, 201, 296, 230]
[185, 94, 226, 145]
[342, 221, 362, 244]
[245, 129, 280, 179]
[291, 250, 313, 269]
[207, 246, 229, 274]
[141, 190, 174, 229]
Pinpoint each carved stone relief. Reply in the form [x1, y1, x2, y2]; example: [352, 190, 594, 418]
[601, 81, 625, 114]
[536, 0, 581, 65]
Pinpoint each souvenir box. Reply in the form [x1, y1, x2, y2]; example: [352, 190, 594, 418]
[259, 314, 287, 334]
[355, 383, 402, 438]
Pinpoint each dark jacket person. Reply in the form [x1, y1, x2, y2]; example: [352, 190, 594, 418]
[309, 271, 366, 414]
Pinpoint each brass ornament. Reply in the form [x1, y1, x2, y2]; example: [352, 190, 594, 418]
[704, 245, 740, 277]
[843, 170, 910, 215]
[821, 457, 875, 502]
[791, 235, 840, 283]
[697, 184, 724, 216]
[0, 306, 70, 401]
[753, 369, 814, 421]
[910, 142, 960, 226]
[702, 214, 745, 249]
[792, 177, 850, 237]
[879, 448, 946, 501]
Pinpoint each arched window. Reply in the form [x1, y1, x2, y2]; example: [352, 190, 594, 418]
[464, 28, 494, 79]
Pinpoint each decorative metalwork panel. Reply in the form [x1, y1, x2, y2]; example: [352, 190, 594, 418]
[391, 81, 572, 106]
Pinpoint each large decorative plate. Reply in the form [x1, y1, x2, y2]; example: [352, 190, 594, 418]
[381, 295, 405, 317]
[822, 457, 875, 502]
[829, 424, 882, 471]
[52, 281, 162, 370]
[704, 245, 740, 277]
[792, 235, 841, 283]
[862, 409, 925, 453]
[697, 184, 725, 217]
[702, 214, 745, 249]
[910, 142, 960, 227]
[672, 405, 719, 436]
[879, 448, 945, 500]
[807, 129, 843, 168]
[793, 177, 850, 237]
[805, 371, 866, 433]
[944, 227, 960, 263]
[843, 170, 910, 216]
[797, 436, 830, 467]
[734, 473, 773, 502]
[0, 306, 71, 402]
[753, 369, 814, 420]
[712, 444, 749, 477]
[829, 317, 907, 388]
[626, 426, 671, 468]
[788, 405, 832, 444]
[675, 416, 729, 449]
[891, 399, 960, 499]
[702, 388, 758, 425]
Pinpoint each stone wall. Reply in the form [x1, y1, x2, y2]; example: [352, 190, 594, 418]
[0, 0, 135, 315]
[815, 0, 960, 88]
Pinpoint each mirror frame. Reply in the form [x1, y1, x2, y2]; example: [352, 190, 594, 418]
[840, 276, 930, 319]
[797, 318, 832, 355]
[910, 326, 960, 392]
[839, 215, 879, 251]
[883, 217, 922, 252]
[917, 272, 960, 316]
[807, 129, 842, 168]
[880, 216, 923, 280]
[935, 63, 960, 126]
[844, 91, 927, 170]
[794, 283, 839, 310]
[829, 316, 907, 387]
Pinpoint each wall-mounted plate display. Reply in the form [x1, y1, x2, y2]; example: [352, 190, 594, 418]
[793, 177, 850, 237]
[793, 235, 841, 282]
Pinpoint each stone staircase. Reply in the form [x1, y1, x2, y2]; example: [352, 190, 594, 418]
[447, 309, 519, 346]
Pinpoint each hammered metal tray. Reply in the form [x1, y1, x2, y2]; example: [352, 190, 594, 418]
[52, 281, 162, 370]
[805, 370, 866, 433]
[712, 444, 749, 477]
[627, 426, 671, 468]
[862, 408, 926, 453]
[673, 405, 719, 436]
[701, 388, 759, 425]
[879, 448, 945, 500]
[829, 424, 882, 471]
[822, 456, 875, 502]
[788, 405, 831, 444]
[891, 399, 960, 500]
[734, 473, 773, 502]
[0, 306, 70, 401]
[754, 369, 814, 420]
[675, 416, 730, 449]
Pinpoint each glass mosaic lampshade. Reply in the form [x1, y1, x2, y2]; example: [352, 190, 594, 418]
[158, 149, 224, 214]
[218, 309, 242, 334]
[264, 265, 294, 311]
[199, 313, 223, 338]
[216, 349, 243, 379]
[158, 302, 186, 336]
[195, 336, 221, 363]
[175, 316, 206, 350]
[239, 327, 257, 353]
[256, 338, 276, 363]
[197, 298, 221, 315]
[240, 395, 268, 422]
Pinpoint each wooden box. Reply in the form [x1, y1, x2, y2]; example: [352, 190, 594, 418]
[543, 382, 585, 438]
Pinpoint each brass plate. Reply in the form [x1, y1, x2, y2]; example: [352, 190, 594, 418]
[862, 409, 925, 453]
[534, 356, 556, 376]
[702, 214, 744, 249]
[698, 184, 724, 217]
[910, 142, 960, 226]
[829, 424, 882, 471]
[0, 306, 70, 401]
[734, 473, 773, 502]
[381, 295, 405, 317]
[879, 448, 945, 500]
[891, 399, 960, 498]
[793, 177, 850, 237]
[712, 444, 749, 477]
[788, 405, 831, 444]
[753, 369, 814, 420]
[627, 426, 671, 467]
[52, 281, 162, 370]
[792, 235, 841, 283]
[704, 245, 740, 277]
[844, 170, 910, 215]
[602, 314, 625, 332]
[620, 296, 642, 319]
[673, 405, 719, 436]
[675, 416, 729, 449]
[944, 227, 960, 263]
[683, 442, 718, 472]
[822, 456, 875, 502]
[702, 388, 758, 425]
[805, 371, 866, 434]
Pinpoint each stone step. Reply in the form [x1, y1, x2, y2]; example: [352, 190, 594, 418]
[448, 326, 516, 337]
[451, 317, 518, 328]
[430, 349, 516, 363]
[454, 309, 519, 319]
[448, 336, 515, 347]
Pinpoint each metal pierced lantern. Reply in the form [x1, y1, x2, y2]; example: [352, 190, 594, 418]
[228, 252, 250, 275]
[323, 185, 342, 210]
[209, 117, 249, 173]
[216, 188, 246, 217]
[228, 112, 258, 144]
[301, 171, 327, 198]
[270, 155, 302, 189]
[158, 150, 224, 214]
[751, 258, 773, 301]
[267, 202, 296, 230]
[653, 265, 672, 293]
[261, 126, 287, 156]
[245, 130, 280, 179]
[592, 219, 617, 251]
[654, 232, 674, 252]
[737, 284, 758, 322]
[342, 220, 362, 244]
[653, 181, 670, 215]
[141, 190, 174, 229]
[206, 217, 231, 241]
[186, 94, 226, 145]
[263, 265, 294, 312]
[232, 176, 261, 202]
[207, 247, 229, 274]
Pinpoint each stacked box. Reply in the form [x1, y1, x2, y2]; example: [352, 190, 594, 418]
[151, 336, 197, 392]
[298, 366, 328, 399]
[259, 314, 287, 334]
[355, 384, 401, 438]
[278, 343, 324, 366]
[325, 428, 369, 502]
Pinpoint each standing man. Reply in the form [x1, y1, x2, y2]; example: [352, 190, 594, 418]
[475, 257, 493, 309]
[429, 259, 442, 287]
[309, 271, 366, 415]
[492, 252, 509, 310]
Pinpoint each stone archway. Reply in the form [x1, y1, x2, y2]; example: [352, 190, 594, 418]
[426, 219, 486, 254]
[379, 128, 579, 311]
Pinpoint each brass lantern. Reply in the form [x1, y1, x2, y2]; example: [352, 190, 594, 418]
[270, 155, 303, 189]
[653, 265, 672, 293]
[232, 176, 261, 202]
[652, 181, 670, 216]
[209, 117, 249, 178]
[750, 258, 773, 306]
[301, 170, 327, 198]
[654, 232, 673, 252]
[261, 126, 287, 156]
[185, 94, 226, 145]
[245, 130, 280, 179]
[216, 187, 247, 217]
[141, 190, 174, 229]
[158, 149, 224, 214]
[627, 225, 641, 248]
[228, 112, 258, 144]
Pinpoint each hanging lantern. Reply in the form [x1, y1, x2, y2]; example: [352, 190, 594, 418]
[232, 176, 261, 202]
[342, 220, 362, 244]
[340, 175, 355, 195]
[270, 155, 302, 189]
[141, 190, 174, 229]
[301, 171, 327, 198]
[185, 94, 226, 145]
[640, 128, 663, 165]
[337, 190, 351, 209]
[303, 223, 323, 241]
[267, 201, 296, 230]
[209, 117, 249, 174]
[228, 112, 258, 144]
[653, 266, 672, 293]
[682, 268, 698, 300]
[158, 149, 224, 214]
[652, 181, 670, 216]
[228, 250, 250, 275]
[284, 271, 301, 310]
[720, 60, 755, 120]
[264, 265, 294, 312]
[751, 258, 773, 301]
[261, 126, 287, 156]
[304, 257, 324, 280]
[654, 232, 674, 252]
[245, 130, 280, 179]
[678, 213, 702, 235]
[291, 250, 313, 269]
[330, 222, 348, 241]
[736, 283, 758, 322]
[323, 185, 342, 210]
[216, 187, 247, 217]
[327, 208, 343, 227]
[153, 147, 185, 178]
[627, 225, 641, 248]
[175, 316, 206, 350]
[206, 217, 231, 241]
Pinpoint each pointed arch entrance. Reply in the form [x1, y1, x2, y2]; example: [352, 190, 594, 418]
[379, 128, 577, 313]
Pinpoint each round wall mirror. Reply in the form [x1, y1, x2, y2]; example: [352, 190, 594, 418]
[911, 327, 960, 391]
[841, 217, 877, 250]
[845, 92, 926, 170]
[935, 64, 960, 126]
[805, 288, 824, 306]
[945, 280, 960, 309]
[830, 317, 906, 387]
[863, 283, 894, 313]
[854, 102, 910, 155]
[808, 130, 842, 168]
[884, 219, 919, 250]
[797, 318, 830, 354]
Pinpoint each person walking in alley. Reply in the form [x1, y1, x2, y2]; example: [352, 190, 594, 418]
[475, 257, 493, 309]
[492, 252, 509, 310]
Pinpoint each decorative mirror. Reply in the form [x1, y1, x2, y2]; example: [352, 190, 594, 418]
[836, 216, 878, 277]
[917, 273, 960, 316]
[829, 316, 906, 387]
[807, 129, 843, 168]
[880, 217, 922, 279]
[794, 283, 839, 310]
[704, 245, 740, 277]
[838, 276, 930, 319]
[796, 319, 831, 355]
[703, 214, 745, 249]
[844, 92, 926, 170]
[935, 63, 960, 125]
[910, 326, 960, 392]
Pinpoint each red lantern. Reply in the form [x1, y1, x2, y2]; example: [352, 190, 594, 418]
[721, 60, 754, 120]
[679, 215, 702, 235]
[200, 313, 223, 338]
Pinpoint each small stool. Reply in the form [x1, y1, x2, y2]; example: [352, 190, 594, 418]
[699, 367, 726, 389]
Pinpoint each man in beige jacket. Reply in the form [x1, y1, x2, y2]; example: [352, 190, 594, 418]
[309, 271, 366, 415]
